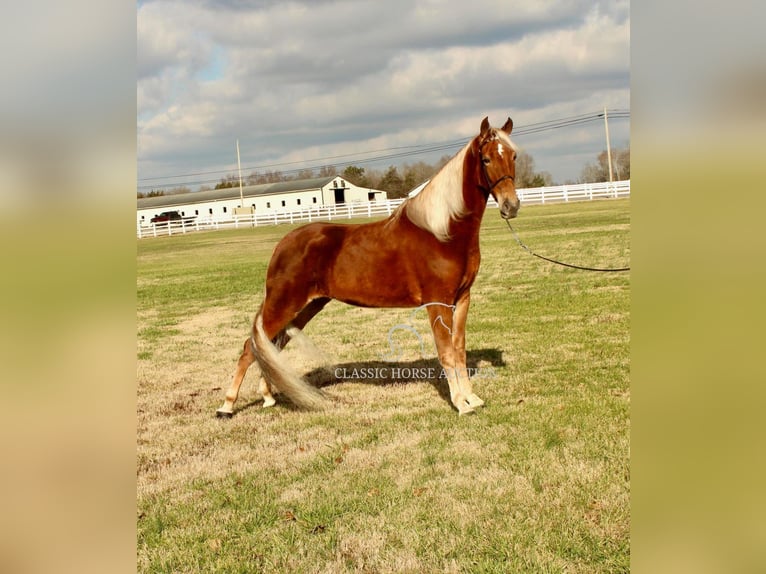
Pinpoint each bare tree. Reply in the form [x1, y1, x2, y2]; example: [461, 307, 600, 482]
[318, 165, 337, 177]
[515, 152, 537, 187]
[434, 154, 452, 171]
[580, 147, 630, 183]
[402, 160, 436, 190]
[261, 170, 286, 183]
[614, 148, 630, 180]
[365, 167, 384, 190]
[296, 168, 315, 180]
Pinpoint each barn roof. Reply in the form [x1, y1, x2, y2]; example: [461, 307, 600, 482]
[137, 175, 338, 209]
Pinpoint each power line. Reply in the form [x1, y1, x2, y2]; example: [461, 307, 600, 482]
[138, 109, 629, 191]
[137, 141, 448, 182]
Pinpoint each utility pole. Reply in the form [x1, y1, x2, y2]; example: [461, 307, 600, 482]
[603, 107, 614, 182]
[236, 139, 244, 207]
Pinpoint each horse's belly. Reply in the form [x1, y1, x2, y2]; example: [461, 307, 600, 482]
[329, 271, 423, 308]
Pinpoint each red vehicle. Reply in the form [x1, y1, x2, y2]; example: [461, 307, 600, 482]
[150, 211, 195, 225]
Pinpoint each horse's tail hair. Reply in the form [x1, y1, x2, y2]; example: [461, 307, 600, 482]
[252, 309, 330, 411]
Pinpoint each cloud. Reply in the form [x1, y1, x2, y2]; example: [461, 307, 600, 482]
[137, 0, 629, 184]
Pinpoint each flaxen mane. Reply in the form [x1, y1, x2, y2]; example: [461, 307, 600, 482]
[403, 142, 470, 242]
[399, 130, 518, 242]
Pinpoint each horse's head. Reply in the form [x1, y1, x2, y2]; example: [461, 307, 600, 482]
[477, 116, 520, 219]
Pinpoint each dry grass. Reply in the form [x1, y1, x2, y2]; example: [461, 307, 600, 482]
[137, 199, 630, 572]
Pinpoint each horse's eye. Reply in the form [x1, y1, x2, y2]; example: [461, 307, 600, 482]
[482, 157, 490, 165]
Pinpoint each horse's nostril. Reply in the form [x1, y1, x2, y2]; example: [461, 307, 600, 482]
[500, 198, 519, 219]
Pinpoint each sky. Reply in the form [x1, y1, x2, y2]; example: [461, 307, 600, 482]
[137, 0, 630, 192]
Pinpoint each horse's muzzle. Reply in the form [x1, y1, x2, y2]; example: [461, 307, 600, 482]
[499, 198, 520, 219]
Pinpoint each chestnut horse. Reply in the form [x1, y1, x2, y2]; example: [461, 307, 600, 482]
[217, 116, 519, 416]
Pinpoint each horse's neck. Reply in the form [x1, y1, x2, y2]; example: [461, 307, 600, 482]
[459, 151, 491, 227]
[457, 186, 488, 238]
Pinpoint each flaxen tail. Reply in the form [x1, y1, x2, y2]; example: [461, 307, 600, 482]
[252, 310, 330, 410]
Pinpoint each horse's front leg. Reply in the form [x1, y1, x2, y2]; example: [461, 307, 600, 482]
[452, 293, 484, 409]
[427, 304, 474, 415]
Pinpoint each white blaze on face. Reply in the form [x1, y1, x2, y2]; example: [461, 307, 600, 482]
[497, 142, 504, 157]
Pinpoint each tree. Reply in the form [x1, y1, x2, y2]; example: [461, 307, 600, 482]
[510, 152, 553, 188]
[296, 168, 315, 180]
[214, 174, 239, 189]
[250, 170, 285, 184]
[514, 152, 536, 187]
[402, 170, 418, 194]
[366, 167, 384, 190]
[580, 147, 630, 183]
[526, 174, 549, 188]
[341, 165, 370, 188]
[402, 161, 436, 191]
[434, 154, 452, 171]
[378, 165, 405, 197]
[137, 189, 165, 198]
[613, 148, 630, 180]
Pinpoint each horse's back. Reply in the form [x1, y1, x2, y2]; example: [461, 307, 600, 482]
[268, 222, 348, 276]
[272, 218, 395, 261]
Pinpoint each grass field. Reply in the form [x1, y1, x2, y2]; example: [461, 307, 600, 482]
[137, 198, 630, 573]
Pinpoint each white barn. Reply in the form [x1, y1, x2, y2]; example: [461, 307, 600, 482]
[137, 176, 388, 227]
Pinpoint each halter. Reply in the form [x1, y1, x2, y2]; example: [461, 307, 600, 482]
[477, 137, 515, 193]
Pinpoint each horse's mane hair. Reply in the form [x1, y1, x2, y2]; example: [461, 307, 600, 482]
[389, 128, 518, 242]
[400, 140, 472, 242]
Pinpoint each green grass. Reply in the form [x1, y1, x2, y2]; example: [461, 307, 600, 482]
[137, 199, 630, 573]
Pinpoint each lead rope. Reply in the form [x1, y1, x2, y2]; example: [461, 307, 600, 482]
[505, 220, 630, 272]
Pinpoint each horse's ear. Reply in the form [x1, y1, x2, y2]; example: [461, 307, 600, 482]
[480, 116, 490, 135]
[501, 117, 513, 135]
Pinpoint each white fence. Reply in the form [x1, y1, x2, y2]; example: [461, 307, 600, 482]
[515, 179, 630, 205]
[137, 180, 630, 239]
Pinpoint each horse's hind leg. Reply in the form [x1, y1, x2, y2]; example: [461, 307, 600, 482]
[265, 296, 331, 372]
[265, 297, 331, 351]
[217, 297, 330, 417]
[266, 296, 331, 340]
[216, 338, 259, 417]
[292, 297, 331, 330]
[253, 297, 332, 409]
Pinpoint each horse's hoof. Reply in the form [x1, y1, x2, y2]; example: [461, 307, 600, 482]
[466, 394, 485, 408]
[456, 400, 476, 416]
[216, 409, 234, 419]
[262, 396, 276, 408]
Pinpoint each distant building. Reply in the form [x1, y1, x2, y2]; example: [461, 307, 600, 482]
[137, 176, 388, 227]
